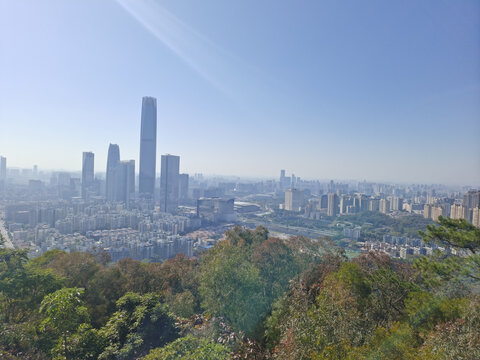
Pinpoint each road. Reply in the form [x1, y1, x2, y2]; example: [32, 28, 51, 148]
[0, 210, 14, 249]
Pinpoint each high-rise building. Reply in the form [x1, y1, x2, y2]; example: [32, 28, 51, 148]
[285, 188, 304, 211]
[463, 190, 480, 209]
[0, 156, 6, 180]
[379, 199, 390, 214]
[327, 193, 338, 217]
[0, 156, 6, 197]
[106, 144, 120, 201]
[424, 204, 432, 219]
[178, 173, 189, 201]
[339, 195, 352, 214]
[369, 198, 380, 212]
[139, 96, 157, 196]
[279, 169, 291, 190]
[81, 152, 94, 199]
[160, 154, 180, 213]
[450, 204, 469, 221]
[390, 196, 403, 211]
[114, 160, 135, 205]
[431, 205, 448, 222]
[472, 208, 480, 228]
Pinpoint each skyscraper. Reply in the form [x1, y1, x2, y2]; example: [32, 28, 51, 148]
[114, 160, 135, 205]
[178, 173, 189, 202]
[0, 156, 6, 197]
[106, 144, 120, 202]
[139, 96, 157, 196]
[81, 152, 94, 199]
[160, 154, 180, 213]
[0, 156, 6, 180]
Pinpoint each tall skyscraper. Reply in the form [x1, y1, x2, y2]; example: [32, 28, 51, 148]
[114, 160, 135, 205]
[0, 156, 6, 197]
[81, 152, 94, 199]
[139, 96, 157, 196]
[106, 144, 120, 201]
[160, 154, 180, 213]
[178, 173, 189, 201]
[0, 156, 6, 180]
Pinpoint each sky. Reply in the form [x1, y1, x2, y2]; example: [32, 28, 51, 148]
[0, 0, 479, 185]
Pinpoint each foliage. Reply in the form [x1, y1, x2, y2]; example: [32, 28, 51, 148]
[0, 248, 62, 323]
[98, 292, 177, 360]
[200, 240, 267, 336]
[143, 335, 229, 360]
[420, 216, 480, 254]
[39, 288, 90, 360]
[1, 220, 479, 359]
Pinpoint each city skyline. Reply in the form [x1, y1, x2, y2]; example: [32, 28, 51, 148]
[1, 0, 479, 185]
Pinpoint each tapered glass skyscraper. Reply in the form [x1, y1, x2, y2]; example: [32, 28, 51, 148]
[139, 96, 157, 196]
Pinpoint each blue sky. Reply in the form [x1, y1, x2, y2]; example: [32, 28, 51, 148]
[0, 0, 479, 185]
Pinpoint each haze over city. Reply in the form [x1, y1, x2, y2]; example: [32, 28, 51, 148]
[1, 0, 479, 185]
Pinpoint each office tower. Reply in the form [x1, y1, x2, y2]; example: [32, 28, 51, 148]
[106, 144, 120, 201]
[81, 152, 94, 199]
[139, 96, 157, 196]
[0, 156, 5, 197]
[327, 193, 338, 217]
[178, 173, 189, 201]
[0, 156, 6, 180]
[285, 188, 304, 211]
[160, 154, 180, 213]
[114, 160, 135, 205]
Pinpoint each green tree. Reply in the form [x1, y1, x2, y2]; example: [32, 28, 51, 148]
[199, 241, 266, 336]
[143, 335, 229, 360]
[99, 292, 177, 360]
[39, 288, 90, 360]
[0, 248, 62, 323]
[416, 217, 480, 288]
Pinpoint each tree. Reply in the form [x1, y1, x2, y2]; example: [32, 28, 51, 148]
[39, 288, 90, 360]
[98, 292, 177, 360]
[0, 248, 62, 323]
[416, 217, 480, 288]
[420, 216, 480, 254]
[199, 241, 266, 336]
[144, 335, 229, 360]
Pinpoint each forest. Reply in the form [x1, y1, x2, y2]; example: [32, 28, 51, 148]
[0, 217, 479, 359]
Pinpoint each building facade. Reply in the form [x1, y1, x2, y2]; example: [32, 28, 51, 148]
[139, 96, 157, 196]
[106, 144, 120, 202]
[160, 154, 180, 213]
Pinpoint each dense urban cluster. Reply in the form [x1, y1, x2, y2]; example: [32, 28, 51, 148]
[0, 97, 479, 359]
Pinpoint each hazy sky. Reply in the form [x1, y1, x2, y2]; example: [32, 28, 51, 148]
[1, 0, 479, 185]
